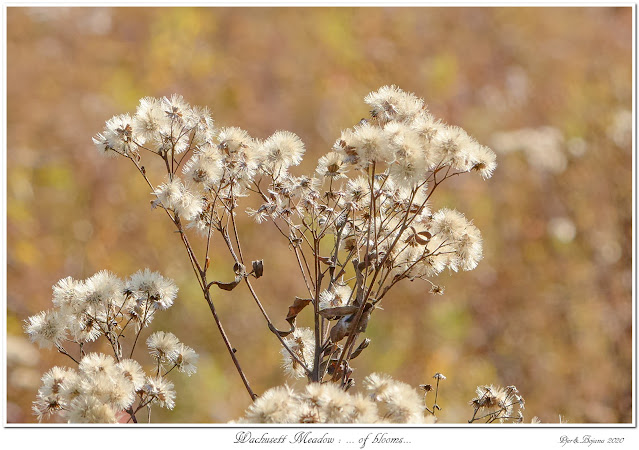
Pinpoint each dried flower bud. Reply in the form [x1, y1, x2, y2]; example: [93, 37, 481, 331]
[251, 260, 264, 278]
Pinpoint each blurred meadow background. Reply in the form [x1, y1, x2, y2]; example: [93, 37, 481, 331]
[6, 7, 632, 423]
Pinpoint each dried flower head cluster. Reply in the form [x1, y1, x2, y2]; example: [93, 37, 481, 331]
[82, 85, 507, 423]
[468, 385, 525, 423]
[32, 354, 175, 422]
[234, 373, 435, 424]
[25, 269, 178, 350]
[281, 327, 315, 378]
[26, 270, 197, 423]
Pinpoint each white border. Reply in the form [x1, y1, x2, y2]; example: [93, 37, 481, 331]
[1, 2, 636, 449]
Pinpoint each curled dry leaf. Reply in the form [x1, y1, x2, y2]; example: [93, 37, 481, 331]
[271, 297, 313, 337]
[317, 255, 334, 266]
[350, 338, 371, 360]
[318, 305, 359, 320]
[209, 276, 242, 291]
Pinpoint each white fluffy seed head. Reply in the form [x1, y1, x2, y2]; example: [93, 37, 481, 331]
[365, 85, 425, 124]
[133, 97, 169, 143]
[24, 310, 68, 349]
[78, 353, 118, 378]
[316, 152, 348, 179]
[147, 331, 180, 363]
[67, 395, 118, 423]
[51, 276, 85, 311]
[102, 114, 138, 156]
[144, 376, 176, 410]
[281, 327, 314, 378]
[470, 144, 497, 179]
[126, 268, 178, 310]
[117, 359, 147, 391]
[259, 130, 305, 174]
[82, 270, 125, 310]
[243, 385, 298, 423]
[152, 178, 204, 221]
[171, 343, 199, 376]
[182, 143, 224, 187]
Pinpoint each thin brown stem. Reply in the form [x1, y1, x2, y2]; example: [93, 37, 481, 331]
[312, 236, 322, 382]
[129, 300, 152, 359]
[125, 407, 138, 423]
[128, 153, 255, 401]
[243, 278, 312, 376]
[229, 191, 245, 264]
[56, 344, 79, 365]
[201, 286, 257, 400]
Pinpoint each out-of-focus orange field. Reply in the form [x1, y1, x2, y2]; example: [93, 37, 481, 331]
[6, 7, 632, 423]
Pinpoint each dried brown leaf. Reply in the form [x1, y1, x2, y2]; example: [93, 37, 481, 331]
[350, 338, 371, 360]
[210, 276, 242, 291]
[318, 305, 359, 319]
[286, 297, 312, 323]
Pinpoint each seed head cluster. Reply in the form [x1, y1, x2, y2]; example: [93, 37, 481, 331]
[468, 385, 525, 423]
[235, 373, 436, 424]
[32, 353, 180, 423]
[26, 270, 197, 423]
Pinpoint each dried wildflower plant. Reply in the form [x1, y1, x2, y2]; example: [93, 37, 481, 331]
[468, 385, 526, 424]
[26, 270, 198, 423]
[28, 85, 518, 423]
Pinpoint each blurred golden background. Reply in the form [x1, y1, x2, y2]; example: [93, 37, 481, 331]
[6, 7, 632, 423]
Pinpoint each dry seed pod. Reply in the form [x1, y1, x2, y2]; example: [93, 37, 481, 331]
[233, 262, 245, 276]
[251, 260, 264, 278]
